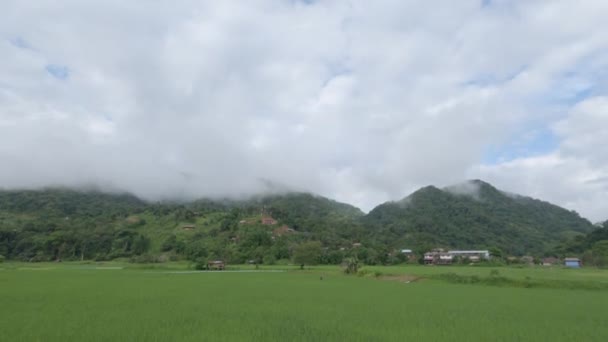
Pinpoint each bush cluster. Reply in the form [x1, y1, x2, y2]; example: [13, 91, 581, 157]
[435, 271, 608, 290]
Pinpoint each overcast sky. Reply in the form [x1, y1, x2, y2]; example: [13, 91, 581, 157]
[1, 1, 607, 221]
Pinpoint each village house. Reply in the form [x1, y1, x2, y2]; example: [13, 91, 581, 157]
[399, 249, 417, 262]
[542, 257, 559, 266]
[424, 249, 490, 265]
[260, 207, 277, 225]
[424, 249, 453, 265]
[261, 217, 277, 225]
[520, 256, 535, 265]
[447, 250, 490, 262]
[207, 260, 225, 270]
[564, 257, 582, 268]
[424, 251, 436, 265]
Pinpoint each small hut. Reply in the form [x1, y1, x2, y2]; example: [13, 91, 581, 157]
[262, 217, 277, 225]
[542, 257, 558, 266]
[564, 257, 581, 268]
[273, 225, 295, 237]
[207, 260, 225, 270]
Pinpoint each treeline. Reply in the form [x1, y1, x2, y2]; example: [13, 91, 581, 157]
[0, 189, 391, 265]
[548, 221, 608, 267]
[0, 186, 605, 267]
[363, 181, 595, 256]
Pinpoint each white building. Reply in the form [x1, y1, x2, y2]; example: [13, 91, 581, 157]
[447, 250, 490, 261]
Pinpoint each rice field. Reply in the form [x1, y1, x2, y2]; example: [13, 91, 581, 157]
[1, 263, 608, 341]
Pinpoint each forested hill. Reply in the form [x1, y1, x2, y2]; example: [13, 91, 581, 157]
[0, 188, 147, 217]
[0, 181, 597, 263]
[363, 180, 594, 255]
[237, 193, 364, 230]
[0, 188, 365, 263]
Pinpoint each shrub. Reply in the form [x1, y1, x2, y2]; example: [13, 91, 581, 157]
[94, 253, 108, 262]
[0, 255, 4, 263]
[342, 257, 359, 275]
[357, 269, 372, 277]
[276, 258, 291, 265]
[194, 258, 208, 270]
[433, 272, 608, 290]
[129, 254, 160, 263]
[154, 252, 181, 262]
[263, 255, 277, 265]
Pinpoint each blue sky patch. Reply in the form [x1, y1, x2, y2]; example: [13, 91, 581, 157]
[464, 65, 527, 88]
[539, 53, 607, 107]
[542, 80, 596, 107]
[321, 60, 352, 87]
[483, 126, 559, 165]
[291, 0, 315, 5]
[46, 64, 70, 80]
[567, 86, 594, 104]
[8, 36, 34, 50]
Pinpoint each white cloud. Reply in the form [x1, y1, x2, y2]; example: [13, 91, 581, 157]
[471, 97, 608, 222]
[0, 1, 607, 221]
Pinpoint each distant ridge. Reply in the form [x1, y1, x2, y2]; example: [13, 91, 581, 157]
[0, 180, 595, 261]
[362, 180, 593, 255]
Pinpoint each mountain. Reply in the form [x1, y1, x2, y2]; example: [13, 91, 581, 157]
[0, 181, 596, 262]
[0, 188, 364, 263]
[362, 180, 594, 255]
[237, 192, 364, 230]
[0, 187, 146, 217]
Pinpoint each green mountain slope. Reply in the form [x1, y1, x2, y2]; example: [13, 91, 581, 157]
[0, 181, 596, 262]
[362, 180, 594, 255]
[0, 189, 363, 263]
[239, 192, 363, 231]
[0, 188, 146, 217]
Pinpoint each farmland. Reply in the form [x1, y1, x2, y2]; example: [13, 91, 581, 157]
[1, 263, 608, 341]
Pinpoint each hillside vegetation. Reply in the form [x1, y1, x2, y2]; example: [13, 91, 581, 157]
[363, 180, 594, 255]
[0, 181, 604, 265]
[0, 188, 365, 264]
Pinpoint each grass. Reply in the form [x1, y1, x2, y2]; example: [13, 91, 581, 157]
[1, 264, 608, 341]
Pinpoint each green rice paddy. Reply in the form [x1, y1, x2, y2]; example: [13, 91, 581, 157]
[1, 263, 607, 341]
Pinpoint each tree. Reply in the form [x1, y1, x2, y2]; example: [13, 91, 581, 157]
[270, 238, 291, 260]
[488, 247, 503, 259]
[161, 235, 178, 252]
[132, 235, 150, 255]
[591, 240, 608, 267]
[293, 241, 322, 268]
[343, 257, 359, 274]
[194, 257, 208, 270]
[263, 254, 277, 265]
[185, 240, 208, 261]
